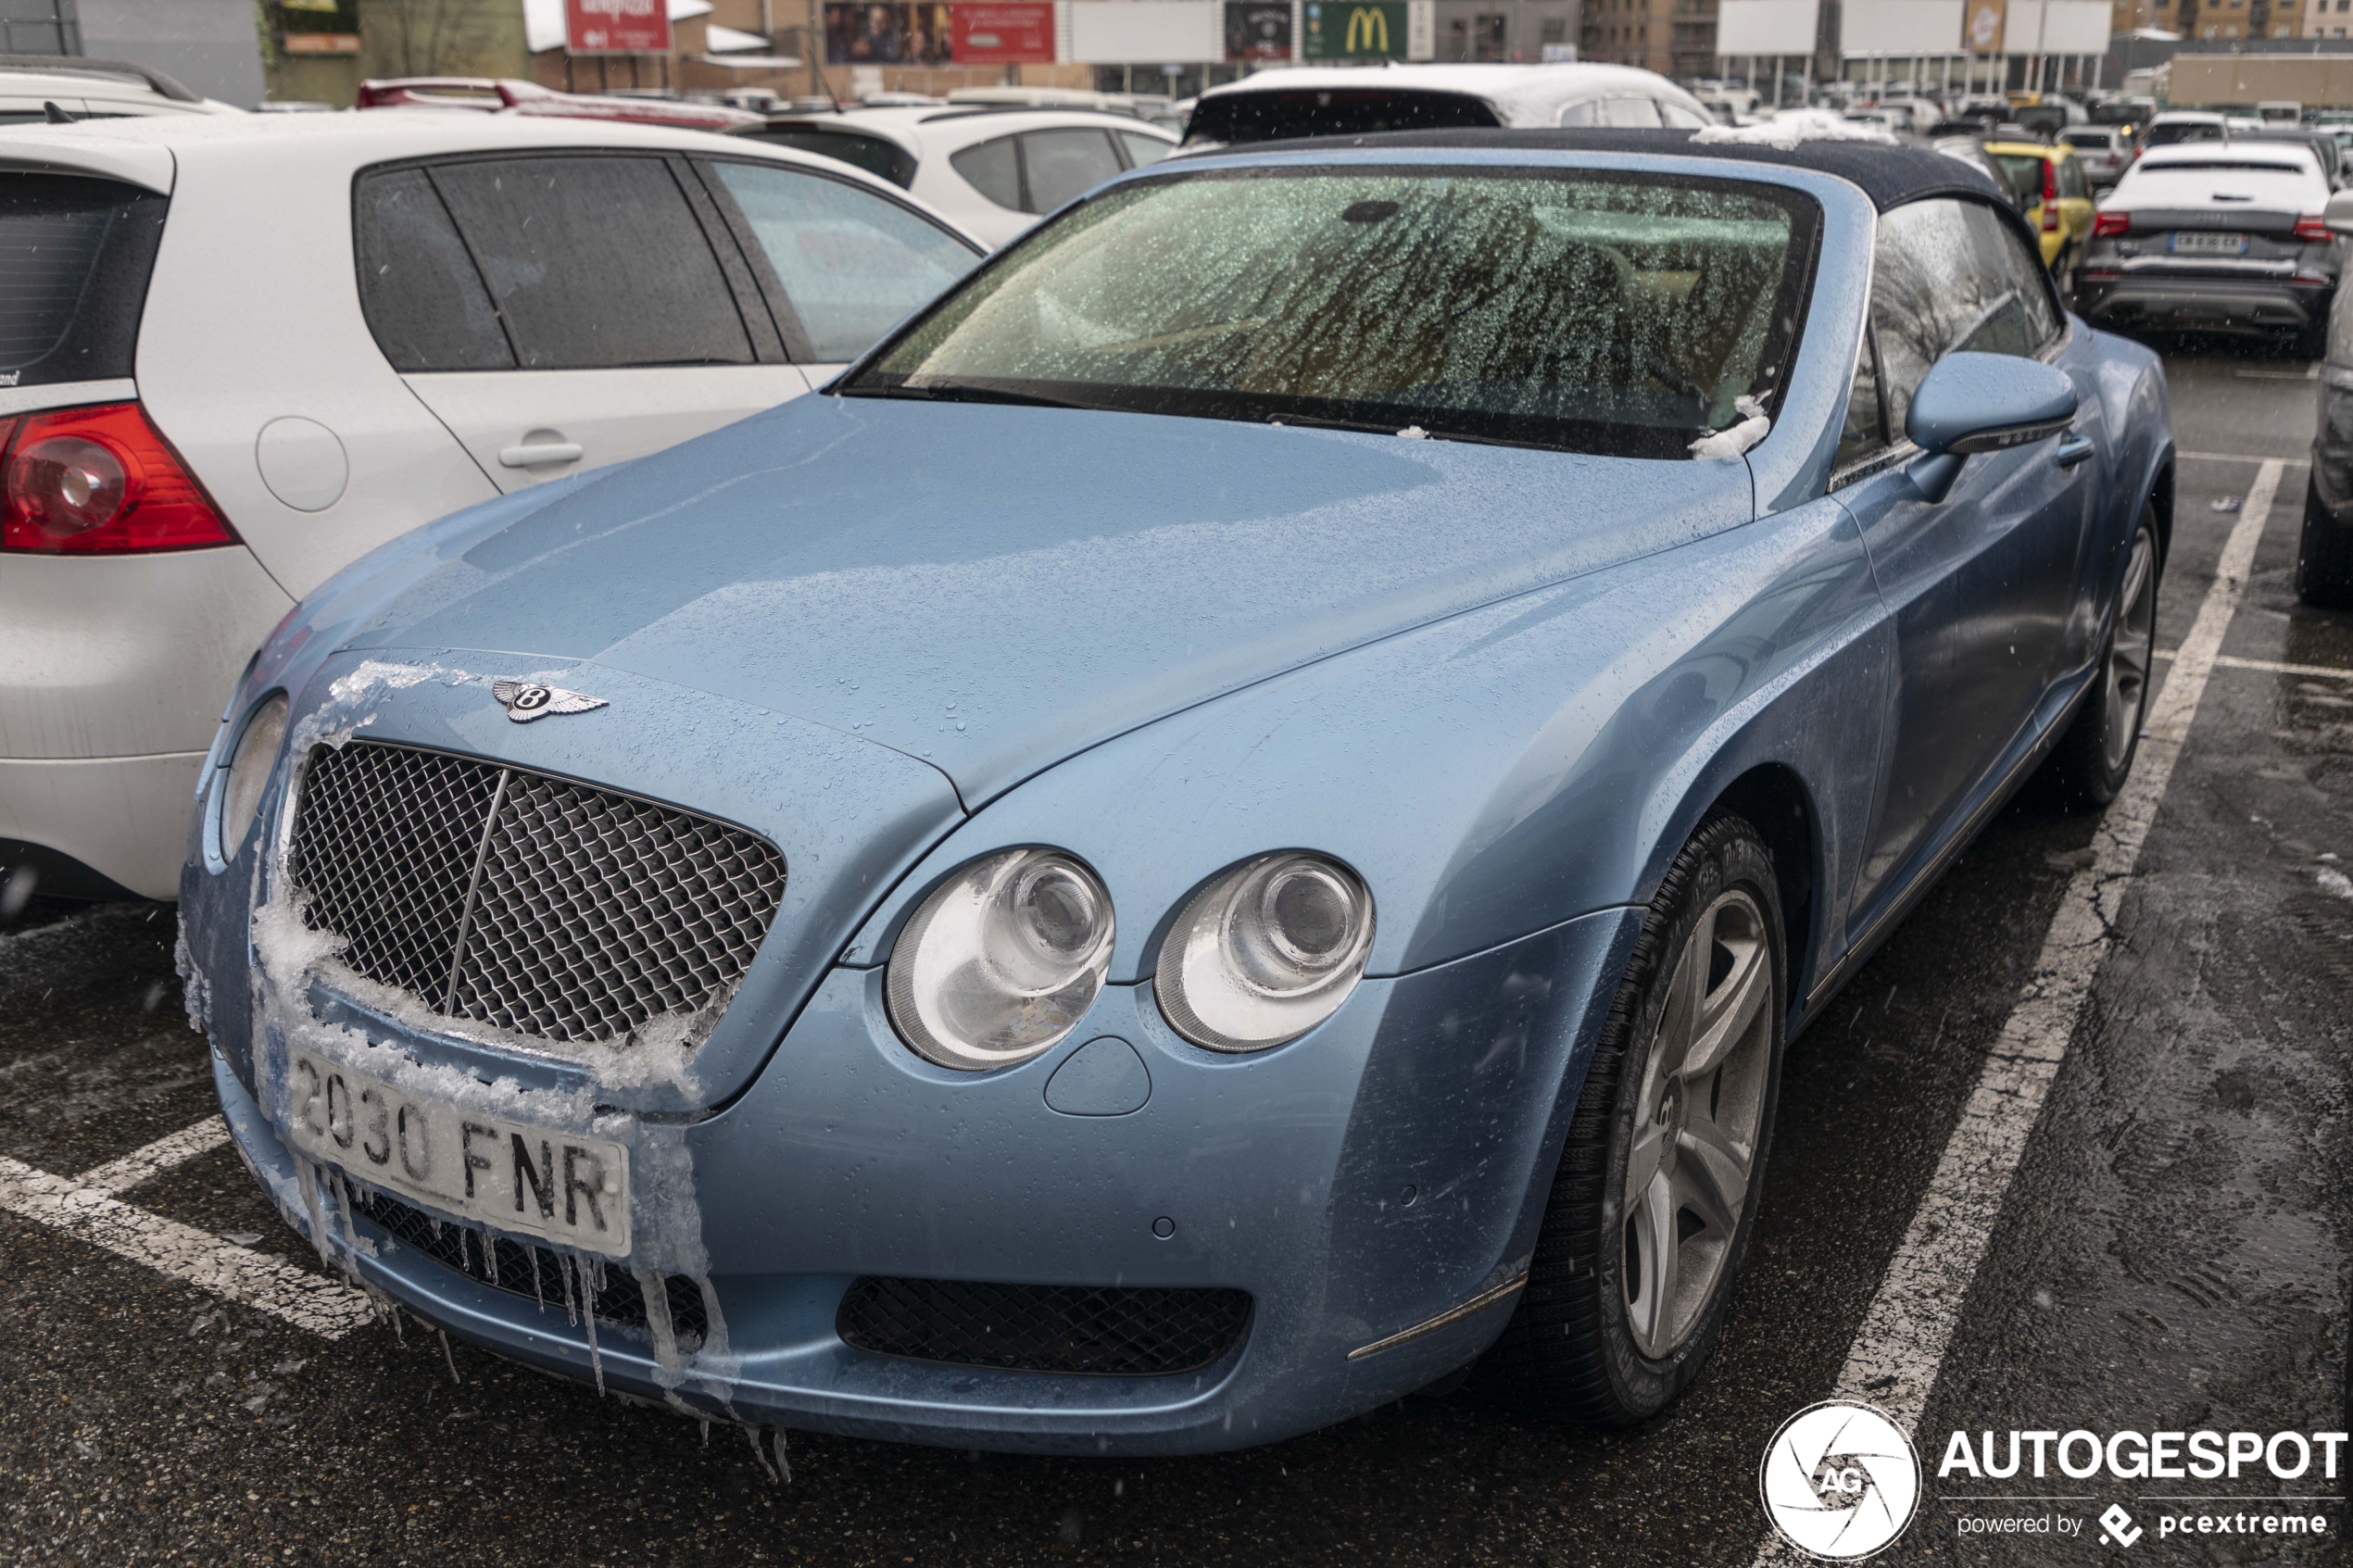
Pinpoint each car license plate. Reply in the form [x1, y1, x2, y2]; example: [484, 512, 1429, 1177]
[283, 1048, 631, 1258]
[2171, 231, 2249, 255]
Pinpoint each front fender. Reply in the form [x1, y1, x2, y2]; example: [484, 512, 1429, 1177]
[839, 489, 1889, 1009]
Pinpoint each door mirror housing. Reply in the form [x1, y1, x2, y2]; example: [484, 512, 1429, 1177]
[1903, 351, 2079, 502]
[2325, 188, 2353, 235]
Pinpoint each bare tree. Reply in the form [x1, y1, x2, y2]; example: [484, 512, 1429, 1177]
[366, 0, 503, 78]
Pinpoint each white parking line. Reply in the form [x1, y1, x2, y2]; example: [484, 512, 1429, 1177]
[2178, 450, 2309, 464]
[77, 1115, 230, 1196]
[1752, 458, 2286, 1562]
[0, 1155, 371, 1338]
[2155, 650, 2353, 681]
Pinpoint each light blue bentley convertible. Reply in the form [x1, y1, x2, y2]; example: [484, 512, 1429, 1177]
[181, 128, 2170, 1453]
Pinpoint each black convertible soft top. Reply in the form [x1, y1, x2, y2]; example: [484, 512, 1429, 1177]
[1212, 126, 2008, 213]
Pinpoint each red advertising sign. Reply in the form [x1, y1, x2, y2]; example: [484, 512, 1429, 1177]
[950, 2, 1056, 63]
[565, 0, 673, 55]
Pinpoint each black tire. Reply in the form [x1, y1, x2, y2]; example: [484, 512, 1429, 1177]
[1477, 813, 1785, 1426]
[2297, 476, 2353, 609]
[2045, 508, 2159, 809]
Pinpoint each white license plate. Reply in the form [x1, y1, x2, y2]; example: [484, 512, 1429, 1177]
[283, 1048, 631, 1258]
[2171, 231, 2249, 255]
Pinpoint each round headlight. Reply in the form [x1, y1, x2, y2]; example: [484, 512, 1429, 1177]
[1155, 853, 1375, 1052]
[886, 847, 1115, 1071]
[220, 693, 288, 859]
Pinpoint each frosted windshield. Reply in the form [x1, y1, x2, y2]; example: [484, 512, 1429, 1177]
[845, 168, 1818, 458]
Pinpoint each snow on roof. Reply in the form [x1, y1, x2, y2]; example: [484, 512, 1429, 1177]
[1693, 107, 1897, 149]
[703, 23, 770, 52]
[1196, 62, 1705, 121]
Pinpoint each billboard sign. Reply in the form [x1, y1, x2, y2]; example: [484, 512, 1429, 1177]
[1841, 0, 1963, 54]
[1302, 0, 1405, 57]
[1714, 0, 1821, 54]
[1226, 1, 1293, 58]
[953, 2, 1058, 60]
[825, 2, 955, 64]
[565, 0, 672, 55]
[1966, 0, 2004, 50]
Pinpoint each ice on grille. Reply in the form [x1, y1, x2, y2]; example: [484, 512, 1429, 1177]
[232, 659, 755, 1413]
[284, 737, 786, 1058]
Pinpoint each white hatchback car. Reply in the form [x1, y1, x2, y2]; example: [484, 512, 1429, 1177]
[732, 106, 1176, 247]
[0, 112, 982, 900]
[1180, 63, 1714, 149]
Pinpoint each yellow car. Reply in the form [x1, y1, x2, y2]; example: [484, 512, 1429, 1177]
[1984, 141, 2096, 293]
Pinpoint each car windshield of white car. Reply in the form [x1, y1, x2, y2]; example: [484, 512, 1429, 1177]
[841, 167, 1819, 458]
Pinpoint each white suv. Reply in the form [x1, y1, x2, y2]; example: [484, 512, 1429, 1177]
[0, 113, 981, 900]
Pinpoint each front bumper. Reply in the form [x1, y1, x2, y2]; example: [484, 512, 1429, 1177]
[0, 546, 290, 899]
[193, 830, 1638, 1453]
[2077, 271, 2334, 333]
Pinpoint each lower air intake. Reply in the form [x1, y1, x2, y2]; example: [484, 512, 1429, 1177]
[353, 1188, 707, 1347]
[836, 1276, 1252, 1376]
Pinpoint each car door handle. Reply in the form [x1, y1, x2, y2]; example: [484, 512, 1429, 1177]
[2054, 433, 2095, 468]
[498, 439, 583, 469]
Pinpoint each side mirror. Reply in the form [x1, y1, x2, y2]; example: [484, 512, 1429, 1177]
[1904, 351, 2080, 502]
[2325, 188, 2353, 234]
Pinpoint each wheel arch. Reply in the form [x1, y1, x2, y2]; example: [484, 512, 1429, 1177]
[2148, 450, 2176, 571]
[1706, 763, 1820, 1020]
[1629, 748, 1832, 1037]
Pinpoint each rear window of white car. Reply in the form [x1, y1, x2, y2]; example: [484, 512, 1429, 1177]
[950, 128, 1145, 214]
[1183, 88, 1500, 146]
[0, 172, 165, 389]
[738, 125, 919, 189]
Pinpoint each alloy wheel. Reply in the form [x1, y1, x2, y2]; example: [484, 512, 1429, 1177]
[1619, 887, 1776, 1361]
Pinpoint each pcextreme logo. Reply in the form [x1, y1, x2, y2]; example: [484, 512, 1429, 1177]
[1759, 1401, 1923, 1561]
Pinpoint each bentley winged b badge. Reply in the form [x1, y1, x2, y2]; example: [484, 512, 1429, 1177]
[493, 680, 608, 723]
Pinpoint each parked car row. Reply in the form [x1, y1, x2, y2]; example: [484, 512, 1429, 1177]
[163, 120, 2171, 1456]
[0, 110, 981, 897]
[0, 59, 2237, 1463]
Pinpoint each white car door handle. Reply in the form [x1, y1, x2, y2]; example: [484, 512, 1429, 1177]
[498, 440, 584, 469]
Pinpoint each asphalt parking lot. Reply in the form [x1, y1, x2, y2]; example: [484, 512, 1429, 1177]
[0, 336, 2346, 1568]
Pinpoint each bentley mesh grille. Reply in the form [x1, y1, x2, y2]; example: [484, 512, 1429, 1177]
[287, 740, 786, 1047]
[836, 1277, 1253, 1376]
[352, 1188, 707, 1346]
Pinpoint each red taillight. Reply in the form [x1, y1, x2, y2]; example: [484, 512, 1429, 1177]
[2094, 210, 2130, 237]
[2296, 214, 2334, 243]
[0, 403, 234, 555]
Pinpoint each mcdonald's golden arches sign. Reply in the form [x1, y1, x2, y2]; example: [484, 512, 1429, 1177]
[1303, 0, 1409, 57]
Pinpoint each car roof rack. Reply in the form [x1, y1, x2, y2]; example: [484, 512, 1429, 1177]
[0, 53, 200, 103]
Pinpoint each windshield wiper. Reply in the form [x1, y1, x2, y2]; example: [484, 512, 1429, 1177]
[838, 380, 1085, 409]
